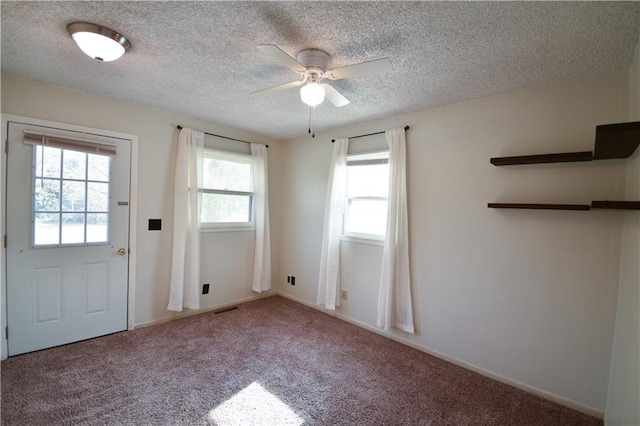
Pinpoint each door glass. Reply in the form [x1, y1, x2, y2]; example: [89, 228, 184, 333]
[33, 146, 111, 247]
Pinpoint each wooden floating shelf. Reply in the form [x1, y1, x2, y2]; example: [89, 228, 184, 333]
[488, 203, 591, 211]
[591, 201, 640, 210]
[488, 201, 640, 211]
[491, 122, 640, 166]
[490, 151, 593, 166]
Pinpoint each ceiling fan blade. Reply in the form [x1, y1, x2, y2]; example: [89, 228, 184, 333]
[327, 58, 392, 80]
[251, 80, 303, 95]
[257, 45, 307, 72]
[322, 84, 350, 107]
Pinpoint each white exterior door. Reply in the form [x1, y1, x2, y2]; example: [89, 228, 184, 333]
[6, 121, 131, 356]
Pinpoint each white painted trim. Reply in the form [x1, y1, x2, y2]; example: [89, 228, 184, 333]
[0, 114, 139, 352]
[341, 235, 384, 247]
[277, 291, 605, 420]
[200, 226, 256, 233]
[127, 134, 138, 331]
[134, 291, 275, 328]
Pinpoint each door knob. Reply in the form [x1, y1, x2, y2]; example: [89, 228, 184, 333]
[117, 248, 128, 256]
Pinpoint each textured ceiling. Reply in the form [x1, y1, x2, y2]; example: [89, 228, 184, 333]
[2, 1, 640, 140]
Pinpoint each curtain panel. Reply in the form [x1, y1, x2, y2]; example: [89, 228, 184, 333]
[251, 143, 271, 293]
[377, 128, 415, 333]
[317, 138, 349, 309]
[168, 128, 204, 312]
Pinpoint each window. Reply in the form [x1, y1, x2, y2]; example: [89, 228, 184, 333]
[33, 145, 111, 247]
[344, 151, 389, 238]
[201, 149, 253, 226]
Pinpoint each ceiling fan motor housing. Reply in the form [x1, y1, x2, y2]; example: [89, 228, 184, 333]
[297, 48, 330, 72]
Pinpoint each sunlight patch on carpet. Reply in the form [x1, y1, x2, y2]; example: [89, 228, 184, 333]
[208, 382, 304, 425]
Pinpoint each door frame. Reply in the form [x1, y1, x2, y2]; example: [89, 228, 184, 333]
[1, 114, 139, 360]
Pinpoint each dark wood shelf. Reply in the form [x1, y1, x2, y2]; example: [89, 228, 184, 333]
[489, 122, 640, 212]
[591, 201, 640, 210]
[592, 122, 640, 160]
[490, 151, 593, 166]
[491, 121, 640, 166]
[488, 203, 591, 211]
[488, 201, 640, 211]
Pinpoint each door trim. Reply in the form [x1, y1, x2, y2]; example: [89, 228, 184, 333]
[1, 114, 139, 359]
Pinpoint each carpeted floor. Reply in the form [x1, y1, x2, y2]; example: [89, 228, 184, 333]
[1, 295, 601, 425]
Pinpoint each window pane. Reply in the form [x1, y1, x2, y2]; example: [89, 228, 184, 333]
[61, 213, 85, 244]
[87, 213, 108, 243]
[88, 154, 110, 182]
[62, 150, 86, 179]
[35, 179, 60, 212]
[35, 146, 61, 178]
[87, 182, 109, 212]
[201, 193, 251, 223]
[34, 213, 60, 245]
[347, 164, 389, 197]
[346, 199, 388, 236]
[62, 181, 86, 211]
[203, 157, 252, 192]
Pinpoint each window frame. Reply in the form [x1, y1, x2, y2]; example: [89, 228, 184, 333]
[199, 148, 255, 232]
[342, 150, 390, 242]
[30, 145, 112, 248]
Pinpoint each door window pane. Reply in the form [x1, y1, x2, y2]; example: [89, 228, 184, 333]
[62, 150, 86, 179]
[88, 154, 110, 182]
[34, 213, 60, 245]
[87, 182, 109, 211]
[35, 179, 60, 211]
[35, 146, 61, 178]
[87, 214, 108, 243]
[62, 181, 86, 211]
[61, 213, 85, 244]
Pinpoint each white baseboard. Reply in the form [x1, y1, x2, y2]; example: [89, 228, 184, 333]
[134, 292, 275, 329]
[277, 291, 604, 420]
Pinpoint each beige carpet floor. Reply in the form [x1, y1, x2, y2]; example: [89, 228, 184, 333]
[1, 295, 601, 425]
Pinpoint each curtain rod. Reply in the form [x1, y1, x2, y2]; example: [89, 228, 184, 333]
[176, 125, 268, 148]
[331, 126, 410, 143]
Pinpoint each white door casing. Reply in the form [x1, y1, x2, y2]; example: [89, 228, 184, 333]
[4, 118, 137, 356]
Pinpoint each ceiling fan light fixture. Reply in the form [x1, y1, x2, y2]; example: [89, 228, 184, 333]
[300, 82, 325, 107]
[67, 22, 131, 63]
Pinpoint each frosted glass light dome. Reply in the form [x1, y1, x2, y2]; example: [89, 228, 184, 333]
[67, 22, 131, 63]
[300, 82, 326, 107]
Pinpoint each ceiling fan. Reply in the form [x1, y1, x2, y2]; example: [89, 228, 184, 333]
[252, 45, 392, 108]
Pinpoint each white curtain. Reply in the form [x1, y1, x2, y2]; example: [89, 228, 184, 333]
[317, 138, 349, 309]
[251, 144, 271, 293]
[377, 128, 415, 333]
[168, 128, 204, 312]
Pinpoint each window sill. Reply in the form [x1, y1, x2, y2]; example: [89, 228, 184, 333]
[341, 235, 385, 247]
[200, 224, 255, 233]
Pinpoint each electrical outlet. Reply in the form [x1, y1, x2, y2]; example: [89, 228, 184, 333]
[202, 283, 210, 294]
[341, 290, 348, 300]
[291, 276, 296, 286]
[287, 275, 291, 283]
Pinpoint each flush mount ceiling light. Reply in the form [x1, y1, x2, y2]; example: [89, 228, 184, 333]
[66, 22, 131, 63]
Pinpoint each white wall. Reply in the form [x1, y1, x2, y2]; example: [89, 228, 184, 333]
[1, 75, 283, 357]
[278, 72, 630, 412]
[606, 36, 640, 426]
